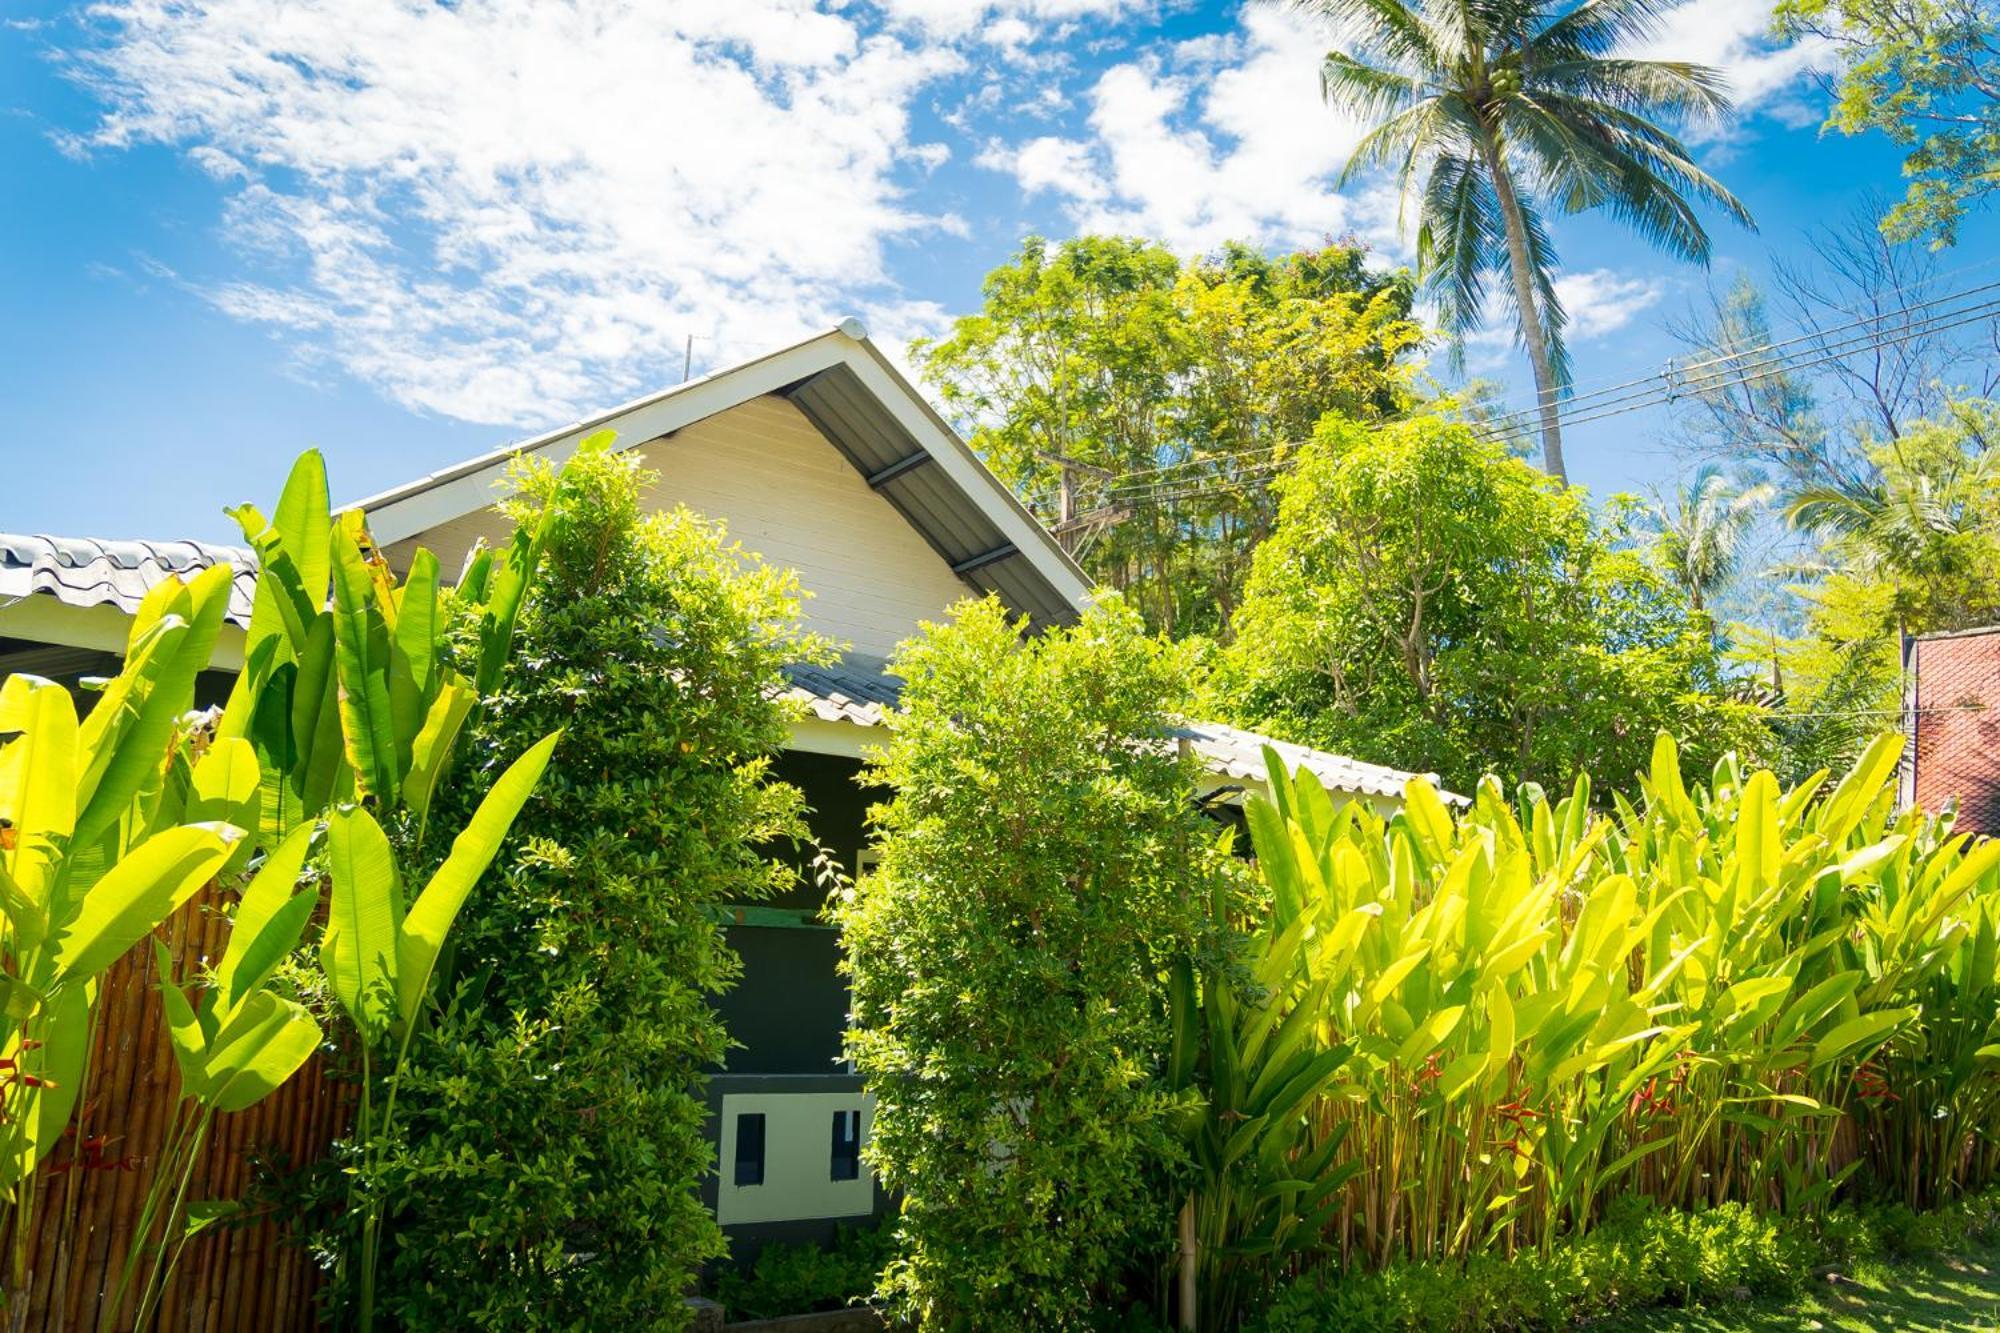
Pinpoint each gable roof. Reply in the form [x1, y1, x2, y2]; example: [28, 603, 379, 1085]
[355, 321, 1091, 630]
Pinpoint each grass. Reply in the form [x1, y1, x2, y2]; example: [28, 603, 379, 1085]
[1603, 1246, 2000, 1331]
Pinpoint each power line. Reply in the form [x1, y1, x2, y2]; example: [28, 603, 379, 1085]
[1474, 282, 2000, 439]
[1090, 301, 2000, 515]
[1483, 298, 2000, 441]
[1479, 250, 2000, 423]
[1005, 280, 2000, 520]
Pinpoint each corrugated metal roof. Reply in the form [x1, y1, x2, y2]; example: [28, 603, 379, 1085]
[778, 659, 1444, 802]
[0, 534, 257, 626]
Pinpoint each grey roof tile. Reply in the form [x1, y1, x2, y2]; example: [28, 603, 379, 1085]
[0, 534, 257, 627]
[779, 660, 1450, 801]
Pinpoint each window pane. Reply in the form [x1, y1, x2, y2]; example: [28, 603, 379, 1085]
[830, 1109, 861, 1181]
[734, 1113, 766, 1187]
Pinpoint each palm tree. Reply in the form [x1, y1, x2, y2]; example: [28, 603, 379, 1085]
[1301, 0, 1754, 482]
[1786, 443, 2000, 634]
[1648, 465, 1773, 612]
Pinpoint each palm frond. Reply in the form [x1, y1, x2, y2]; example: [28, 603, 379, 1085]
[1286, 0, 1449, 68]
[1417, 153, 1503, 350]
[1533, 0, 1680, 57]
[1536, 58, 1735, 124]
[1320, 50, 1427, 122]
[1786, 483, 1886, 538]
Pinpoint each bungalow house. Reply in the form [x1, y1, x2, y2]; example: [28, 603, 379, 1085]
[0, 321, 1435, 1254]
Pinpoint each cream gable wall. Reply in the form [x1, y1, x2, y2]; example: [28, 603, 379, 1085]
[381, 395, 973, 659]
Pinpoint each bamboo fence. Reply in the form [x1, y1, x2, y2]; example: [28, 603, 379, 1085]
[3, 881, 352, 1332]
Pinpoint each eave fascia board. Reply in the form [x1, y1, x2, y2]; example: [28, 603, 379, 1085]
[356, 329, 861, 548]
[352, 322, 1094, 617]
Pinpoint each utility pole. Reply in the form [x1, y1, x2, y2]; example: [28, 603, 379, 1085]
[683, 334, 695, 383]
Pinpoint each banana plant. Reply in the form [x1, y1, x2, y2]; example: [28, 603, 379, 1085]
[220, 448, 550, 849]
[0, 563, 246, 1309]
[110, 819, 326, 1330]
[322, 729, 562, 1328]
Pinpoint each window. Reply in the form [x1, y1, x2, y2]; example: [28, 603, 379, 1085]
[733, 1113, 766, 1187]
[830, 1109, 862, 1181]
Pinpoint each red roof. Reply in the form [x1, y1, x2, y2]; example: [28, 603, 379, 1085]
[1911, 627, 2000, 835]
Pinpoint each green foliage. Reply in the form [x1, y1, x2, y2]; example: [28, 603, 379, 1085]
[836, 596, 1227, 1330]
[1736, 402, 2000, 778]
[1308, 0, 1750, 479]
[370, 438, 832, 1329]
[710, 1225, 896, 1321]
[1259, 1191, 2000, 1332]
[1777, 0, 2000, 246]
[1215, 413, 1763, 793]
[216, 449, 558, 1330]
[0, 595, 241, 1292]
[1220, 729, 2000, 1295]
[1257, 1199, 1823, 1332]
[915, 234, 1420, 636]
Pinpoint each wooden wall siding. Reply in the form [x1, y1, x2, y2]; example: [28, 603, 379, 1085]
[5, 882, 349, 1332]
[385, 395, 974, 660]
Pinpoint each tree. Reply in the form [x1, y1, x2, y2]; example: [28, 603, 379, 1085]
[371, 441, 834, 1328]
[915, 235, 1420, 637]
[1725, 402, 2000, 777]
[1211, 413, 1764, 792]
[1667, 209, 2000, 495]
[1786, 401, 2000, 638]
[1644, 464, 1774, 612]
[1777, 0, 2000, 246]
[835, 597, 1226, 1330]
[1302, 0, 1752, 481]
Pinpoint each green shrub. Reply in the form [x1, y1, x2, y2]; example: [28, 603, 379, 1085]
[1255, 1194, 2000, 1332]
[368, 439, 832, 1328]
[835, 596, 1227, 1330]
[710, 1225, 896, 1321]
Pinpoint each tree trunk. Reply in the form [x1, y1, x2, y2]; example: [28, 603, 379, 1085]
[1475, 124, 1568, 484]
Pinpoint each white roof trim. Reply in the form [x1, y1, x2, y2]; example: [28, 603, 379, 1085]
[352, 323, 1092, 616]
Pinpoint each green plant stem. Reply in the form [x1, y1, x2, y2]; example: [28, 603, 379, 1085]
[131, 1106, 212, 1333]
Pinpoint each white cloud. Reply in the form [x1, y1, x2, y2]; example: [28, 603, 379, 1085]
[975, 4, 1402, 256]
[65, 0, 976, 425]
[1459, 268, 1665, 371]
[1626, 0, 1837, 132]
[1556, 270, 1666, 339]
[1638, 0, 1837, 106]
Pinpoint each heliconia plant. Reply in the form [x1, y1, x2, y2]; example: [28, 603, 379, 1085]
[212, 449, 563, 1330]
[1223, 729, 2000, 1281]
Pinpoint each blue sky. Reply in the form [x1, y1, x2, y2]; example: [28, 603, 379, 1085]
[2, 0, 1990, 545]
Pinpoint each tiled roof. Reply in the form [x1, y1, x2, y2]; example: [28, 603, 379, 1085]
[779, 659, 1443, 802]
[780, 660, 903, 727]
[1167, 717, 1443, 802]
[0, 534, 257, 627]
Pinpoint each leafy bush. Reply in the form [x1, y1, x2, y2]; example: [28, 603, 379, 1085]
[835, 596, 1229, 1330]
[1255, 1194, 2000, 1332]
[367, 438, 832, 1328]
[710, 1225, 896, 1320]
